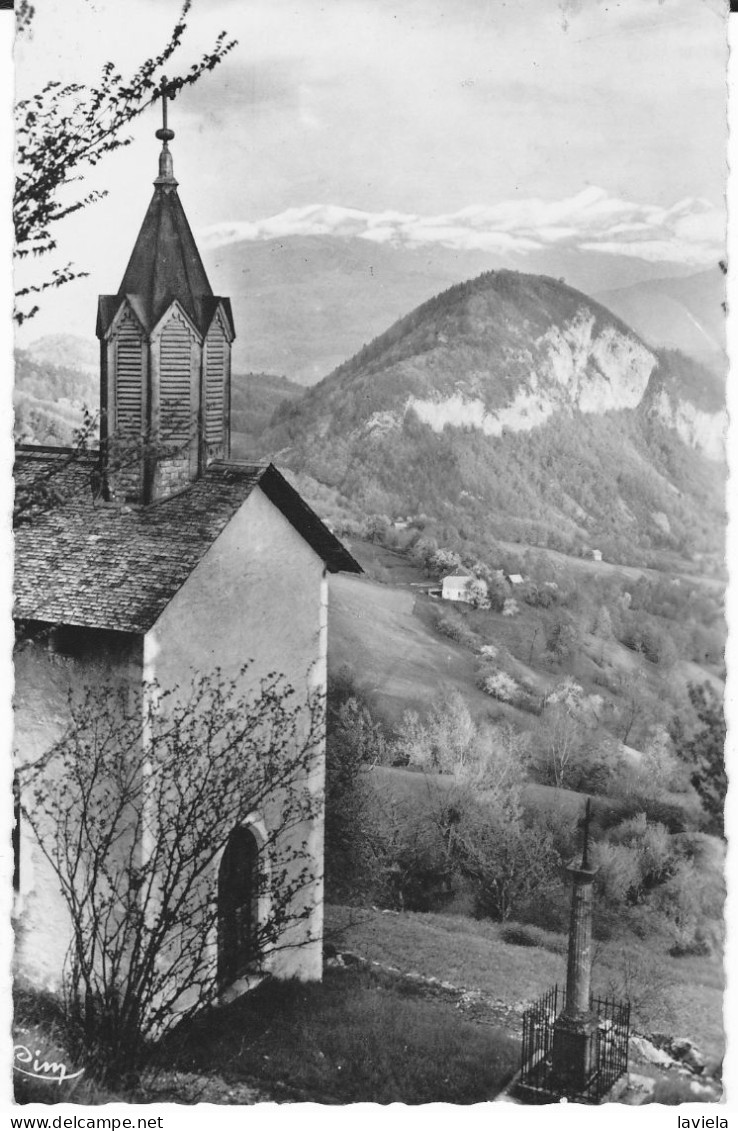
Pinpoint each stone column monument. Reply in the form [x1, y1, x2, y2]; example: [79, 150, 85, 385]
[551, 797, 600, 1092]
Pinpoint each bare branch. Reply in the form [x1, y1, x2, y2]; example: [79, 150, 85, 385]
[19, 669, 324, 1084]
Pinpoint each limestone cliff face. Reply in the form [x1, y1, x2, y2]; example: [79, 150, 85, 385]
[266, 268, 725, 465]
[259, 269, 723, 558]
[407, 307, 657, 438]
[648, 388, 726, 462]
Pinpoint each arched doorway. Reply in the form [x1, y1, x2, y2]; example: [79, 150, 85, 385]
[217, 826, 260, 985]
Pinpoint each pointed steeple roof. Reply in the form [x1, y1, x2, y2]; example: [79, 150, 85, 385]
[117, 183, 214, 334]
[97, 80, 234, 340]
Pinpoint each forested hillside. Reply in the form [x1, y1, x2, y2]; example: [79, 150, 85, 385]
[13, 336, 301, 457]
[14, 347, 97, 445]
[258, 270, 725, 569]
[230, 372, 303, 458]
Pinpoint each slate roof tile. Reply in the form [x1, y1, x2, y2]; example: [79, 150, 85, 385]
[15, 454, 361, 633]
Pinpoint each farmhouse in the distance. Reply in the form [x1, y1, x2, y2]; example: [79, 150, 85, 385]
[13, 104, 361, 1001]
[442, 573, 475, 603]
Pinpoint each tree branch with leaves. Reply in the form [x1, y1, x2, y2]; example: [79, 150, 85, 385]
[14, 0, 237, 323]
[670, 681, 726, 837]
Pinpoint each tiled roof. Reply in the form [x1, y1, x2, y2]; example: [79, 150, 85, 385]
[14, 454, 361, 633]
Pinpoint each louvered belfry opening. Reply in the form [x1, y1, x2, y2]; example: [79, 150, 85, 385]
[96, 85, 235, 505]
[160, 312, 193, 444]
[204, 315, 228, 460]
[115, 312, 144, 434]
[101, 308, 146, 501]
[146, 306, 199, 502]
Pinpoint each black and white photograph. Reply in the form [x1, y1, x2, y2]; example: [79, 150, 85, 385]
[9, 0, 730, 1111]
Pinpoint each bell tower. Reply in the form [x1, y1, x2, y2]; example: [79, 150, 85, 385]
[96, 79, 235, 504]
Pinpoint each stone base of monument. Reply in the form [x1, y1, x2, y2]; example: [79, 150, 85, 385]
[551, 1010, 600, 1093]
[514, 983, 631, 1104]
[493, 1066, 632, 1106]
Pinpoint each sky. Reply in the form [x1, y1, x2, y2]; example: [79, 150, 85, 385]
[13, 0, 728, 343]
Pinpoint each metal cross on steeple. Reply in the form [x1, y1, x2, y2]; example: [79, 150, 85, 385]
[154, 76, 177, 185]
[155, 76, 175, 143]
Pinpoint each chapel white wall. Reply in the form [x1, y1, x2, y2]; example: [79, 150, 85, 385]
[13, 633, 143, 989]
[144, 485, 327, 983]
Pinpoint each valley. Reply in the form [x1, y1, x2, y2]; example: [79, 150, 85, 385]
[324, 530, 725, 1076]
[14, 264, 727, 1096]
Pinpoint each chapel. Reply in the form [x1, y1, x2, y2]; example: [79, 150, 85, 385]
[13, 89, 361, 1003]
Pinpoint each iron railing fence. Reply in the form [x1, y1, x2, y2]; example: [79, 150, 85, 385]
[518, 985, 630, 1104]
[520, 983, 560, 1094]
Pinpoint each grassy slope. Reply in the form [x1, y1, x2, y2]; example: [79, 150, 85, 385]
[369, 763, 592, 824]
[162, 967, 519, 1104]
[325, 906, 724, 1065]
[329, 552, 718, 743]
[327, 550, 724, 1065]
[492, 535, 725, 592]
[327, 904, 564, 1002]
[329, 572, 497, 725]
[329, 540, 565, 728]
[15, 972, 519, 1105]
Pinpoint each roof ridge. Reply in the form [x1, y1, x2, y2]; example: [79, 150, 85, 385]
[209, 458, 270, 469]
[15, 463, 362, 633]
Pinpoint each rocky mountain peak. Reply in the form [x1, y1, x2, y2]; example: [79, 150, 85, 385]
[289, 269, 723, 461]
